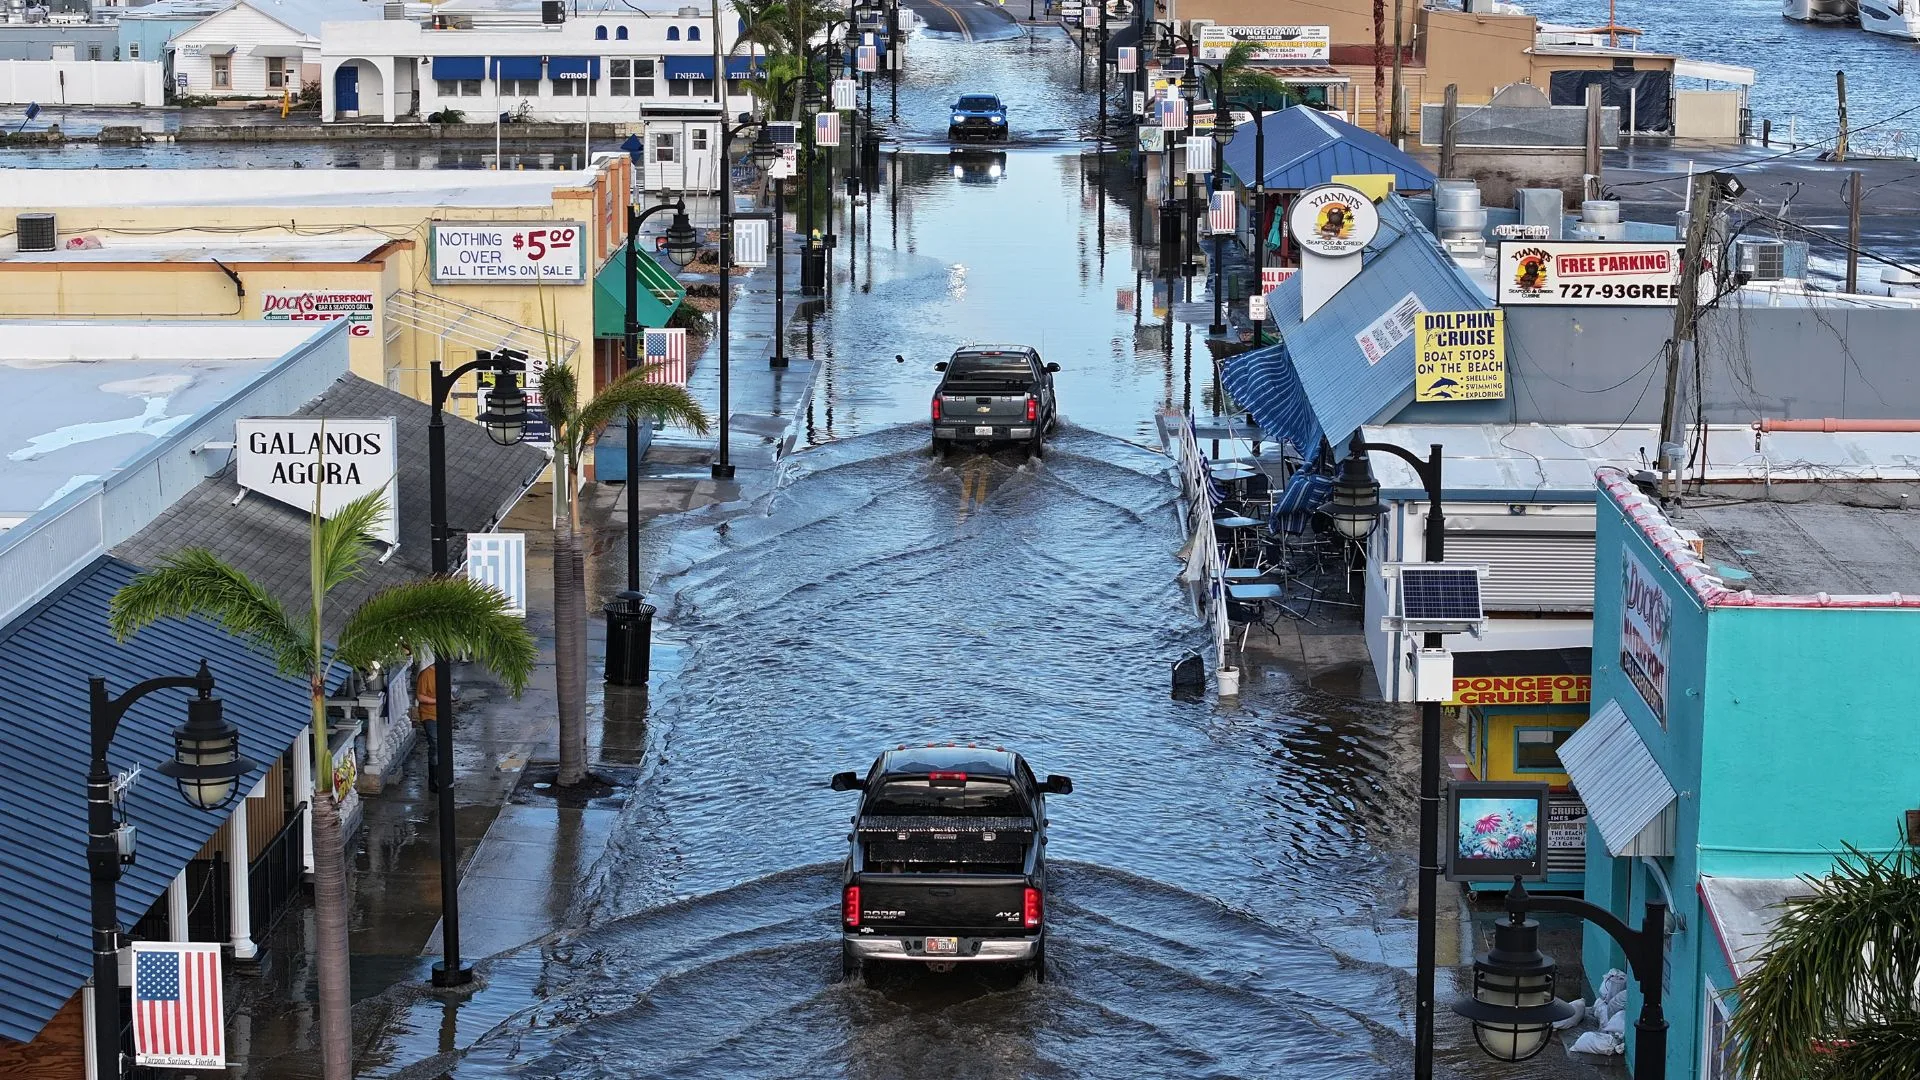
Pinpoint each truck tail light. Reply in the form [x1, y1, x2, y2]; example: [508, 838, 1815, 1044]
[843, 885, 861, 929]
[1023, 887, 1042, 929]
[932, 396, 942, 422]
[1026, 395, 1038, 422]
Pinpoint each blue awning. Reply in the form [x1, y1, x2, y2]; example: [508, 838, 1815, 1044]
[491, 55, 542, 80]
[1223, 341, 1323, 459]
[1223, 105, 1436, 192]
[725, 55, 764, 79]
[431, 54, 485, 80]
[0, 557, 320, 1043]
[547, 55, 601, 79]
[662, 55, 713, 80]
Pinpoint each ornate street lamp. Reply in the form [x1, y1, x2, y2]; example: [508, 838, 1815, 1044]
[664, 208, 700, 267]
[1328, 437, 1384, 541]
[750, 123, 780, 169]
[154, 691, 250, 811]
[475, 366, 527, 447]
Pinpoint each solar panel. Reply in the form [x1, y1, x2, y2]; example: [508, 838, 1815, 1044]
[1400, 566, 1484, 622]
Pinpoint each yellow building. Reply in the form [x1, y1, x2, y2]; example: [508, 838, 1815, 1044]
[0, 156, 684, 416]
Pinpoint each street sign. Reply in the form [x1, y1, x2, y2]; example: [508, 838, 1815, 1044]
[1131, 90, 1146, 116]
[1248, 292, 1268, 321]
[1138, 125, 1164, 152]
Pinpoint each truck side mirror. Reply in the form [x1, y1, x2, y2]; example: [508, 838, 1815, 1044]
[1045, 362, 1061, 372]
[829, 771, 865, 791]
[934, 361, 948, 371]
[1041, 774, 1073, 795]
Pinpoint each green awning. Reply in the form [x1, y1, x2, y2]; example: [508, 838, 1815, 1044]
[594, 244, 685, 338]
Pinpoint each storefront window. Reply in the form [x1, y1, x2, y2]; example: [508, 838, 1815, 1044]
[1514, 727, 1574, 772]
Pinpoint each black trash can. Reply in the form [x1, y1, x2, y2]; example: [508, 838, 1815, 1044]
[604, 590, 655, 687]
[801, 237, 827, 295]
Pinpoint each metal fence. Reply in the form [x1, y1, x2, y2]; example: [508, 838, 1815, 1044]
[1419, 104, 1621, 148]
[1169, 413, 1229, 680]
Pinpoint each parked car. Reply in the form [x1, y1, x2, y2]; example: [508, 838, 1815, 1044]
[830, 744, 1073, 979]
[949, 93, 1008, 141]
[925, 345, 1060, 456]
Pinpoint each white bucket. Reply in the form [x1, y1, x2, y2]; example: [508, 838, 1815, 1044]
[1218, 666, 1241, 697]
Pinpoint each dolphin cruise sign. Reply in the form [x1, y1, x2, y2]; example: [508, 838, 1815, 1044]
[1415, 309, 1506, 402]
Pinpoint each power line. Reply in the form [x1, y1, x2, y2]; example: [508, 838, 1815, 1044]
[1606, 99, 1920, 191]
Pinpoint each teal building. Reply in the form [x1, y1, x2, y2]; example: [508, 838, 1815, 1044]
[1568, 466, 1920, 1079]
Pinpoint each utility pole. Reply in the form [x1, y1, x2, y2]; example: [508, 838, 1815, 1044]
[1835, 70, 1848, 162]
[1371, 0, 1386, 136]
[1659, 172, 1714, 502]
[1389, 0, 1405, 144]
[1846, 170, 1862, 293]
[1438, 84, 1458, 178]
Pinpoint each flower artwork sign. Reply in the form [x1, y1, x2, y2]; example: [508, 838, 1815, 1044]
[1446, 781, 1550, 882]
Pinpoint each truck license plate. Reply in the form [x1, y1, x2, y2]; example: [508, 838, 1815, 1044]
[924, 936, 959, 955]
[974, 426, 995, 436]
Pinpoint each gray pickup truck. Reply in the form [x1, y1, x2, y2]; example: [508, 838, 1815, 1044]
[926, 345, 1060, 456]
[831, 745, 1072, 979]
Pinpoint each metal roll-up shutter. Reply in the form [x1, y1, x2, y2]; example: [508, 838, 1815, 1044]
[1440, 511, 1596, 612]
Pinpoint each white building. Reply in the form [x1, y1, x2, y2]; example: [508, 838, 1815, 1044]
[320, 0, 756, 192]
[169, 0, 396, 99]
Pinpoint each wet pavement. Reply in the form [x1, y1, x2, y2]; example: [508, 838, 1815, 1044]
[217, 22, 1628, 1080]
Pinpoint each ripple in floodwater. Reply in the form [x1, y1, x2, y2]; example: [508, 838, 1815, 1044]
[437, 428, 1429, 1079]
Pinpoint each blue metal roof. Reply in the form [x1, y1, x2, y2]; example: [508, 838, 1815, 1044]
[0, 557, 315, 1043]
[1222, 106, 1436, 192]
[1223, 196, 1489, 456]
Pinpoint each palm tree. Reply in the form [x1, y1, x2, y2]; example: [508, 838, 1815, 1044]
[1726, 836, 1920, 1078]
[1215, 42, 1293, 112]
[732, 0, 847, 120]
[539, 362, 708, 786]
[108, 488, 536, 1080]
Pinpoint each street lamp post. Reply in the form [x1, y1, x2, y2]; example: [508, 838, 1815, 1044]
[1179, 65, 1201, 294]
[1206, 75, 1233, 337]
[89, 661, 255, 1080]
[1329, 431, 1444, 1080]
[745, 125, 789, 370]
[426, 350, 529, 986]
[1455, 879, 1669, 1078]
[607, 201, 698, 688]
[1227, 96, 1268, 317]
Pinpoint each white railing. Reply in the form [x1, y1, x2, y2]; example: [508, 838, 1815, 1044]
[1169, 412, 1230, 679]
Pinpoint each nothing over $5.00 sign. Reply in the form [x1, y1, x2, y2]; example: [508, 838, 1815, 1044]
[431, 221, 588, 284]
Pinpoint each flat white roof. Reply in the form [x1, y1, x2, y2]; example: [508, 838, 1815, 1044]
[0, 322, 326, 519]
[1363, 422, 1920, 498]
[0, 168, 597, 209]
[0, 234, 391, 264]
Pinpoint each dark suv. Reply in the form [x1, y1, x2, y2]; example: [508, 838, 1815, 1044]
[927, 345, 1060, 456]
[949, 94, 1008, 141]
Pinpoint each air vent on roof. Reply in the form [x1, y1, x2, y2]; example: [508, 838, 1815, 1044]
[16, 213, 55, 252]
[384, 1, 404, 18]
[541, 0, 564, 22]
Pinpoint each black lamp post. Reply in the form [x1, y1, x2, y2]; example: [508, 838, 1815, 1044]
[743, 123, 792, 371]
[89, 660, 255, 1080]
[799, 30, 848, 299]
[1227, 96, 1268, 323]
[1206, 72, 1233, 338]
[1178, 64, 1202, 291]
[1329, 431, 1445, 1080]
[607, 201, 696, 689]
[426, 349, 527, 987]
[1455, 879, 1669, 1078]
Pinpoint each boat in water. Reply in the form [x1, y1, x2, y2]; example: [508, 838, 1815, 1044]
[1782, 0, 1856, 22]
[1858, 0, 1920, 36]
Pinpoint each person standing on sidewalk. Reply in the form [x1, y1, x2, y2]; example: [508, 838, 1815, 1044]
[414, 649, 440, 794]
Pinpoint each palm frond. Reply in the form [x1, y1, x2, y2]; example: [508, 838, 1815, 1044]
[335, 577, 537, 693]
[110, 550, 312, 677]
[574, 369, 712, 442]
[541, 360, 582, 447]
[313, 487, 388, 596]
[1729, 842, 1920, 1078]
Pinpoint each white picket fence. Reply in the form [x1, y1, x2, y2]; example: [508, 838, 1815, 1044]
[1169, 413, 1230, 682]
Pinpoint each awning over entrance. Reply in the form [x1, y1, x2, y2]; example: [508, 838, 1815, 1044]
[593, 245, 686, 339]
[1556, 699, 1676, 857]
[1699, 876, 1805, 979]
[0, 557, 317, 1043]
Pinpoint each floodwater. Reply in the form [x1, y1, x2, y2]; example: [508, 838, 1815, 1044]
[379, 27, 1612, 1080]
[1521, 0, 1920, 149]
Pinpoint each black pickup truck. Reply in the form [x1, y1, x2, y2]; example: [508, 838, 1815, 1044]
[830, 745, 1072, 979]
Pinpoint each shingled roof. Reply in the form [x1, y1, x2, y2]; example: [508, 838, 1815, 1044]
[115, 375, 548, 635]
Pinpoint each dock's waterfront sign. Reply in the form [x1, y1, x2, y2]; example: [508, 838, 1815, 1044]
[1497, 241, 1686, 306]
[431, 221, 588, 284]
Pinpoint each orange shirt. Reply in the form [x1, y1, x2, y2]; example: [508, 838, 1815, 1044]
[415, 665, 438, 722]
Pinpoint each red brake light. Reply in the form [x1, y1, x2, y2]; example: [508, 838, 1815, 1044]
[1026, 396, 1038, 422]
[928, 771, 967, 786]
[844, 885, 860, 929]
[1023, 887, 1042, 929]
[932, 396, 942, 422]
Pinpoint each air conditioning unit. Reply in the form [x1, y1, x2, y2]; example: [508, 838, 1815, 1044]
[16, 213, 56, 252]
[540, 0, 565, 23]
[1736, 239, 1787, 283]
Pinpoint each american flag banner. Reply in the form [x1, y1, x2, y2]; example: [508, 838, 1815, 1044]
[132, 942, 225, 1068]
[815, 110, 841, 147]
[1116, 46, 1137, 73]
[1155, 96, 1186, 131]
[642, 328, 689, 385]
[856, 45, 877, 72]
[1209, 190, 1237, 235]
